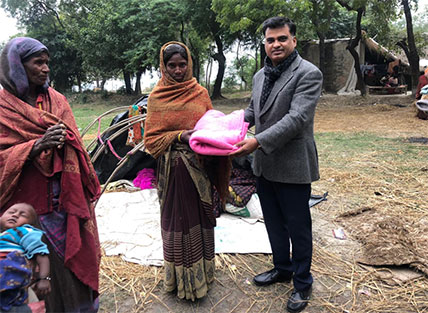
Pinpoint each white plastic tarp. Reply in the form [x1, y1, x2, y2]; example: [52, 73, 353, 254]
[96, 189, 271, 266]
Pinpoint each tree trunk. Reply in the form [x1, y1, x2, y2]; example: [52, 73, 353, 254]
[336, 0, 366, 96]
[347, 41, 366, 96]
[347, 8, 366, 96]
[101, 78, 106, 91]
[211, 34, 226, 99]
[193, 55, 200, 83]
[236, 43, 247, 90]
[254, 44, 259, 75]
[123, 71, 133, 94]
[260, 43, 266, 68]
[134, 71, 142, 95]
[53, 78, 68, 93]
[76, 75, 82, 93]
[188, 39, 201, 82]
[317, 32, 326, 89]
[401, 0, 420, 94]
[311, 0, 327, 88]
[206, 58, 212, 93]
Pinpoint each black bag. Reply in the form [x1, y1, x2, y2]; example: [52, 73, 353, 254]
[90, 95, 156, 184]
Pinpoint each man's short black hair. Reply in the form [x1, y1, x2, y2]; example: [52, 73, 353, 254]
[262, 16, 296, 36]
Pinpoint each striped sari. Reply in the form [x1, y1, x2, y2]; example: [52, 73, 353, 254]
[157, 144, 215, 300]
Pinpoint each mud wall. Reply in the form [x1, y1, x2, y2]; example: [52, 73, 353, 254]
[300, 39, 362, 93]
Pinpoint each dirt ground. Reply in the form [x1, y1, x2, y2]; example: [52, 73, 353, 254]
[98, 93, 428, 313]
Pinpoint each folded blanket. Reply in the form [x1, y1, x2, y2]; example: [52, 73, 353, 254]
[189, 110, 249, 155]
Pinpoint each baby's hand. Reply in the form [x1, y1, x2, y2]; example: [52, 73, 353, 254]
[35, 279, 51, 297]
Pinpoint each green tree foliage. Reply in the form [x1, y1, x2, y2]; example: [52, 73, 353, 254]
[304, 0, 337, 80]
[232, 54, 256, 90]
[387, 7, 428, 59]
[398, 0, 420, 92]
[1, 0, 424, 95]
[1, 0, 84, 91]
[326, 6, 357, 38]
[184, 0, 238, 99]
[28, 25, 84, 92]
[1, 0, 61, 28]
[117, 0, 211, 92]
[61, 0, 122, 90]
[212, 0, 337, 76]
[119, 0, 185, 72]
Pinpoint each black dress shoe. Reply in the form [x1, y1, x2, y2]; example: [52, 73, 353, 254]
[253, 268, 292, 286]
[286, 287, 312, 312]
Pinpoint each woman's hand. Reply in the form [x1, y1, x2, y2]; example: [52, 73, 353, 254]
[179, 130, 196, 144]
[35, 279, 51, 297]
[29, 123, 67, 158]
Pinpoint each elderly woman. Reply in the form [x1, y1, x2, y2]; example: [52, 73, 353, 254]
[144, 42, 229, 301]
[0, 37, 101, 312]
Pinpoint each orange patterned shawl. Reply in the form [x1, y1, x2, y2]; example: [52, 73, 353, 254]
[143, 41, 212, 158]
[0, 87, 101, 293]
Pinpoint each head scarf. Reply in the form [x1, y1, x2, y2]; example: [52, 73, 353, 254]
[158, 41, 194, 86]
[0, 37, 49, 99]
[163, 43, 188, 64]
[143, 41, 212, 158]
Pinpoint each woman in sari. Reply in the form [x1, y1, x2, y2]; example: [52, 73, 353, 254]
[0, 37, 101, 312]
[144, 42, 229, 301]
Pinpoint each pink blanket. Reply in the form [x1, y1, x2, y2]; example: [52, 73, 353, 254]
[189, 109, 249, 155]
[133, 168, 156, 189]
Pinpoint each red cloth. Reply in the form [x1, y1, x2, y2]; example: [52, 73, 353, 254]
[0, 88, 101, 293]
[28, 301, 45, 313]
[416, 74, 428, 100]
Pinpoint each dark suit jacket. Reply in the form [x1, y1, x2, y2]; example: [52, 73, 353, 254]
[245, 54, 323, 184]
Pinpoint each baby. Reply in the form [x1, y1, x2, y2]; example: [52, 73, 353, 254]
[0, 203, 51, 312]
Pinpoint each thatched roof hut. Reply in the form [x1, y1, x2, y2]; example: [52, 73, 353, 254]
[300, 33, 411, 93]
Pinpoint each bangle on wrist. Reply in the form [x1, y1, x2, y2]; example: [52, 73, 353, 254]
[177, 131, 184, 143]
[38, 276, 52, 281]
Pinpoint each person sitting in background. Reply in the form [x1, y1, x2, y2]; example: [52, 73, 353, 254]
[0, 203, 50, 312]
[380, 73, 398, 87]
[387, 59, 400, 75]
[416, 67, 428, 100]
[388, 75, 399, 87]
[380, 73, 391, 86]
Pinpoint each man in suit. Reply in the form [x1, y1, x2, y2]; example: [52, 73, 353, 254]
[230, 16, 322, 312]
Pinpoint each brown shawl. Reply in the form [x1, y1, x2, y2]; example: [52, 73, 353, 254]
[143, 41, 213, 158]
[144, 41, 231, 203]
[0, 87, 101, 293]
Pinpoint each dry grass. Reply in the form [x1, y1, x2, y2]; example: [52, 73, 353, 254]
[98, 94, 428, 312]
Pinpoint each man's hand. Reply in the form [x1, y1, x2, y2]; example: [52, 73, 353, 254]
[229, 137, 259, 157]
